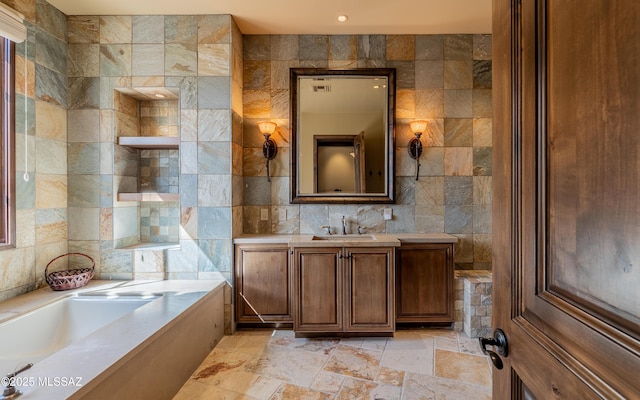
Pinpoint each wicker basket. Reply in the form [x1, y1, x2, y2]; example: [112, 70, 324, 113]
[45, 253, 95, 291]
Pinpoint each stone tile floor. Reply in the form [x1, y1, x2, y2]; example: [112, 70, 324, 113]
[174, 329, 492, 399]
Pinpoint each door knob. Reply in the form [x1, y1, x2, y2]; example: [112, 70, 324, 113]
[479, 328, 508, 370]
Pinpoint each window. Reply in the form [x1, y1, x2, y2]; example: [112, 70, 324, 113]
[0, 36, 15, 249]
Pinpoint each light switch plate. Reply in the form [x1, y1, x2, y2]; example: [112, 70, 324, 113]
[383, 208, 392, 220]
[260, 208, 269, 221]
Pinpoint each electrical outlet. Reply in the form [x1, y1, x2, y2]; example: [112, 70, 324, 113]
[383, 208, 393, 220]
[260, 208, 269, 221]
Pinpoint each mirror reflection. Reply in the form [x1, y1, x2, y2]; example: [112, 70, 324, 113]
[291, 69, 396, 203]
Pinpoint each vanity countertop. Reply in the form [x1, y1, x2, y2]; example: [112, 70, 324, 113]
[233, 233, 458, 247]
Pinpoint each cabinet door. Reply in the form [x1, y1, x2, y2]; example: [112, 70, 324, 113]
[293, 247, 343, 332]
[235, 244, 292, 323]
[396, 243, 454, 323]
[346, 247, 395, 332]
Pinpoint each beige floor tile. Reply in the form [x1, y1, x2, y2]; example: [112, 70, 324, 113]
[458, 335, 484, 356]
[173, 329, 493, 400]
[403, 372, 491, 400]
[375, 366, 405, 387]
[361, 337, 388, 351]
[434, 349, 491, 387]
[174, 379, 259, 400]
[335, 377, 402, 400]
[216, 369, 284, 399]
[339, 337, 365, 348]
[270, 335, 341, 356]
[216, 333, 271, 355]
[247, 344, 330, 387]
[310, 371, 346, 394]
[270, 383, 335, 400]
[380, 332, 434, 375]
[434, 336, 460, 352]
[323, 345, 383, 381]
[191, 349, 255, 384]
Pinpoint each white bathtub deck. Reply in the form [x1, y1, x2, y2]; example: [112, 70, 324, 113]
[0, 279, 226, 400]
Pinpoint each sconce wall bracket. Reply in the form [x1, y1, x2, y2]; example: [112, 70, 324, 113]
[408, 132, 423, 180]
[263, 133, 278, 182]
[263, 134, 278, 160]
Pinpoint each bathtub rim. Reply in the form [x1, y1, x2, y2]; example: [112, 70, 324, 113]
[0, 279, 226, 399]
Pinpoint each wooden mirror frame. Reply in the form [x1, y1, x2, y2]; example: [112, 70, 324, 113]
[290, 68, 396, 204]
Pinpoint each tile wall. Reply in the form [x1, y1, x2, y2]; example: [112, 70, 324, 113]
[0, 0, 492, 313]
[242, 34, 493, 270]
[0, 0, 68, 300]
[64, 14, 243, 283]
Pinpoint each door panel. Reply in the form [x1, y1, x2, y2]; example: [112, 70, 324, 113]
[396, 244, 453, 321]
[544, 0, 640, 333]
[236, 245, 291, 322]
[347, 248, 394, 330]
[493, 0, 640, 398]
[294, 248, 343, 331]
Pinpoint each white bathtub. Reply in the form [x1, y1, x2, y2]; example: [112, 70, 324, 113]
[0, 280, 225, 400]
[0, 293, 160, 374]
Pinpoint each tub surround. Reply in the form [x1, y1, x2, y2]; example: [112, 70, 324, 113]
[0, 279, 225, 400]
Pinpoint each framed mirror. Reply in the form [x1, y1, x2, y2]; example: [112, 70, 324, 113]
[290, 68, 396, 203]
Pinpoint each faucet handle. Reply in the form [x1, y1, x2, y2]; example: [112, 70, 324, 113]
[357, 225, 365, 234]
[320, 225, 331, 235]
[2, 363, 32, 398]
[6, 363, 32, 379]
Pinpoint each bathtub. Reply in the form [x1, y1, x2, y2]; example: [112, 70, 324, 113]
[0, 293, 159, 373]
[0, 280, 226, 399]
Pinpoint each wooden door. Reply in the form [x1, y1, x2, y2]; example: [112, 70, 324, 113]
[353, 131, 366, 193]
[235, 244, 292, 323]
[345, 247, 394, 331]
[396, 243, 454, 323]
[493, 0, 640, 398]
[293, 247, 343, 332]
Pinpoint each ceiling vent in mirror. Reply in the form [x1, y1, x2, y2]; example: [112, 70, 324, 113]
[313, 85, 331, 93]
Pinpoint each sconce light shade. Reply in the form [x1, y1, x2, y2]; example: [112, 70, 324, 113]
[409, 120, 428, 134]
[258, 121, 277, 135]
[258, 121, 278, 181]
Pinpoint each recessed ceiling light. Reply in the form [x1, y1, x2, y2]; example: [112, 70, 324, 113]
[337, 15, 348, 23]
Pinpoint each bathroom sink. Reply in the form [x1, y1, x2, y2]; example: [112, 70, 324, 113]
[311, 234, 376, 241]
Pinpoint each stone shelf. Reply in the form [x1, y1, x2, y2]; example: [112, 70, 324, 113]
[119, 242, 180, 251]
[117, 192, 179, 202]
[117, 136, 179, 149]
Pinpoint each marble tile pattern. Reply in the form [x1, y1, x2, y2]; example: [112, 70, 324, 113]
[0, 0, 69, 298]
[0, 0, 492, 333]
[242, 34, 493, 270]
[456, 270, 493, 338]
[174, 329, 492, 400]
[59, 11, 241, 298]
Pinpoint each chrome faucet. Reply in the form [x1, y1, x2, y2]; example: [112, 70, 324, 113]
[320, 225, 331, 235]
[341, 216, 347, 235]
[2, 363, 32, 400]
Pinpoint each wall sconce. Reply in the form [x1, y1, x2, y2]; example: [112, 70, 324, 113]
[408, 120, 428, 180]
[258, 121, 278, 182]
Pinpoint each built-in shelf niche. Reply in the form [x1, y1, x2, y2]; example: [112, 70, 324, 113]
[113, 87, 181, 249]
[117, 193, 180, 202]
[117, 136, 179, 149]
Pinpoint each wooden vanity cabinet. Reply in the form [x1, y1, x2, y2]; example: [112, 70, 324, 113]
[293, 247, 343, 332]
[396, 243, 454, 323]
[293, 246, 395, 334]
[234, 244, 292, 323]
